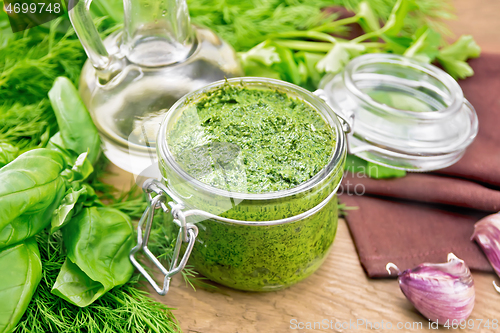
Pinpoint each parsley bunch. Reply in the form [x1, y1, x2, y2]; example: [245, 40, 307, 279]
[239, 0, 480, 91]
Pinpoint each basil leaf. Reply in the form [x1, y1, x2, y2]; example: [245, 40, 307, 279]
[50, 186, 88, 234]
[0, 185, 64, 248]
[0, 149, 67, 249]
[52, 207, 134, 307]
[48, 77, 101, 165]
[51, 258, 104, 307]
[59, 152, 94, 182]
[0, 238, 42, 333]
[51, 184, 101, 234]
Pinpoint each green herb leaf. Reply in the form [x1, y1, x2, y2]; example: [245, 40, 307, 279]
[404, 27, 441, 63]
[0, 187, 65, 249]
[187, 0, 337, 52]
[437, 35, 481, 79]
[52, 258, 106, 306]
[316, 42, 365, 74]
[89, 0, 124, 24]
[273, 42, 302, 85]
[238, 41, 280, 67]
[0, 238, 42, 333]
[295, 51, 324, 89]
[15, 230, 181, 333]
[50, 186, 88, 234]
[59, 152, 94, 182]
[240, 59, 282, 80]
[238, 41, 283, 79]
[48, 77, 101, 165]
[0, 149, 67, 249]
[381, 35, 413, 54]
[52, 207, 134, 307]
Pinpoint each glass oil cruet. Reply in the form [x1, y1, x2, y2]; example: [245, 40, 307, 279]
[68, 0, 243, 176]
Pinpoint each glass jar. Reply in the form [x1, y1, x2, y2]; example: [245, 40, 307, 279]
[130, 78, 347, 294]
[130, 54, 478, 295]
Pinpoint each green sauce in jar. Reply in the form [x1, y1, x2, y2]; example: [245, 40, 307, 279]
[160, 80, 345, 291]
[168, 83, 336, 194]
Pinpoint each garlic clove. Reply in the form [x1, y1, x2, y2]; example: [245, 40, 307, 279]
[472, 212, 500, 282]
[391, 253, 475, 324]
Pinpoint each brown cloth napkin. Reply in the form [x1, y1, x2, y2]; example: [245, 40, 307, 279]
[340, 53, 500, 278]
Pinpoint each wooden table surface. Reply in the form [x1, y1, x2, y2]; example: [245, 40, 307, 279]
[106, 1, 500, 331]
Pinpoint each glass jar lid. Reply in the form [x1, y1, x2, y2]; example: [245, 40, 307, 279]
[317, 53, 479, 171]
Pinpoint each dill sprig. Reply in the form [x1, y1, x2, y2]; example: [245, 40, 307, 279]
[0, 12, 120, 162]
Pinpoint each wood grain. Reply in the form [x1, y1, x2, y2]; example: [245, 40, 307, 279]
[448, 0, 500, 54]
[104, 1, 500, 331]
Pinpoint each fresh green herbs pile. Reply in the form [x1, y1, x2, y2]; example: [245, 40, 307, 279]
[0, 0, 480, 331]
[188, 0, 453, 53]
[237, 0, 480, 91]
[0, 77, 181, 333]
[16, 230, 179, 333]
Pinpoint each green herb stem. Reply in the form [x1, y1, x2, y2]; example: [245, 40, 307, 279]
[312, 15, 360, 33]
[274, 40, 334, 52]
[270, 30, 338, 43]
[350, 29, 381, 43]
[359, 42, 386, 48]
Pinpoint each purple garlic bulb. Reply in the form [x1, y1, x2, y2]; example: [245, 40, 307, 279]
[388, 253, 475, 324]
[472, 213, 500, 283]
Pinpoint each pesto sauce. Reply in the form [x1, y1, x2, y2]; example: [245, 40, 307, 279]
[169, 84, 335, 193]
[189, 198, 338, 291]
[163, 82, 343, 291]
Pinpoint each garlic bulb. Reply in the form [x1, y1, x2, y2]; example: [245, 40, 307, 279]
[472, 212, 500, 292]
[387, 253, 475, 324]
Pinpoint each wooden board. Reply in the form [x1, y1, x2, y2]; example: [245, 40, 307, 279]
[105, 1, 500, 331]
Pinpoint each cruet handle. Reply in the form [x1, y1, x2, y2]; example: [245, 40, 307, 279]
[68, 0, 111, 70]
